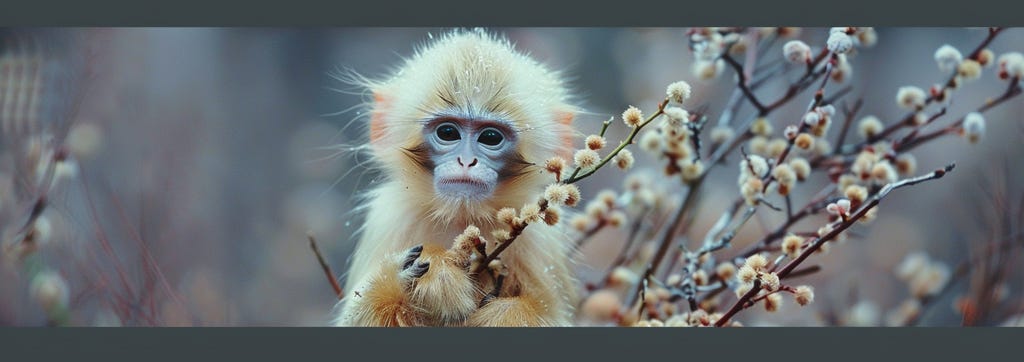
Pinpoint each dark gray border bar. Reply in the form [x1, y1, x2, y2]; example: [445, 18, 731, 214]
[1, 327, 1021, 361]
[0, 0, 1022, 26]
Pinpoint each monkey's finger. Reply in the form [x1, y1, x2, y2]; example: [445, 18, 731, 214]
[408, 261, 430, 278]
[401, 245, 424, 271]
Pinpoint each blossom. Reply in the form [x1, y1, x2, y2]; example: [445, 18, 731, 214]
[934, 44, 963, 72]
[783, 40, 811, 63]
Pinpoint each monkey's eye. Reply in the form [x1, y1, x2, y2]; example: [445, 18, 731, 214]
[477, 129, 504, 146]
[436, 124, 461, 142]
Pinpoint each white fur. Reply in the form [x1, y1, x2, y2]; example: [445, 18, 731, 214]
[334, 29, 580, 326]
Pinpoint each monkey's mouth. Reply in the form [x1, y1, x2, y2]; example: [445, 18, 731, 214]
[438, 176, 487, 187]
[435, 177, 493, 199]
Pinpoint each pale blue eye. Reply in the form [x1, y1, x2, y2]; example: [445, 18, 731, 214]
[478, 129, 503, 146]
[436, 124, 460, 141]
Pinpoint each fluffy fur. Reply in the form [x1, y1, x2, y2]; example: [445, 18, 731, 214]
[334, 29, 580, 326]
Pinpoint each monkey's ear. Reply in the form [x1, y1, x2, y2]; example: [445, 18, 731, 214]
[555, 109, 574, 126]
[369, 90, 392, 146]
[555, 109, 576, 155]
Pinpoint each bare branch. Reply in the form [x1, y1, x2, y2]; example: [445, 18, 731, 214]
[308, 232, 343, 300]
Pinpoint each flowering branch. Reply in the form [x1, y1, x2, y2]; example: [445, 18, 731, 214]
[474, 198, 550, 273]
[715, 164, 956, 326]
[564, 99, 669, 184]
[896, 78, 1021, 152]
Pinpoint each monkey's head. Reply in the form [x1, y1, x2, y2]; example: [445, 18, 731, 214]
[361, 29, 577, 223]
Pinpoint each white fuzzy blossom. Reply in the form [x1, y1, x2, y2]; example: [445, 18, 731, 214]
[896, 252, 930, 280]
[784, 125, 799, 140]
[934, 44, 963, 72]
[622, 106, 644, 127]
[998, 52, 1024, 79]
[739, 154, 769, 180]
[963, 112, 986, 144]
[663, 107, 690, 128]
[826, 31, 854, 54]
[819, 104, 836, 117]
[710, 126, 734, 144]
[783, 40, 811, 64]
[690, 32, 724, 61]
[827, 198, 852, 217]
[846, 301, 881, 326]
[666, 81, 692, 103]
[837, 199, 851, 212]
[692, 59, 725, 80]
[30, 271, 69, 312]
[831, 53, 853, 83]
[856, 28, 878, 48]
[857, 116, 884, 139]
[802, 111, 821, 126]
[574, 149, 600, 169]
[896, 86, 926, 110]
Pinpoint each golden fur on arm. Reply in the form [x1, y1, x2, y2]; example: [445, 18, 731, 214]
[337, 236, 481, 326]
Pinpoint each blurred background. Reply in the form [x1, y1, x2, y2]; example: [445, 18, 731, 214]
[0, 28, 1022, 326]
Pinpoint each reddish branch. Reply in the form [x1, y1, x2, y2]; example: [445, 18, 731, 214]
[308, 233, 343, 300]
[896, 79, 1022, 153]
[628, 40, 837, 314]
[715, 164, 956, 326]
[850, 27, 1006, 151]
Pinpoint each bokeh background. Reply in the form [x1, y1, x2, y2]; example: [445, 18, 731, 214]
[1, 28, 1022, 326]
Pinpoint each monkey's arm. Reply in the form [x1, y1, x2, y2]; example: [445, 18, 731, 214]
[466, 231, 577, 327]
[336, 246, 430, 327]
[338, 240, 480, 327]
[466, 270, 572, 327]
[467, 295, 561, 327]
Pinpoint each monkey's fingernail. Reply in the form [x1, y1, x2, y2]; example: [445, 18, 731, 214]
[412, 262, 430, 278]
[402, 258, 417, 271]
[401, 246, 423, 270]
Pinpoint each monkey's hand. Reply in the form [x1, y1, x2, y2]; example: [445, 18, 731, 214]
[402, 239, 480, 326]
[338, 239, 479, 327]
[466, 262, 567, 326]
[467, 295, 560, 327]
[334, 247, 423, 327]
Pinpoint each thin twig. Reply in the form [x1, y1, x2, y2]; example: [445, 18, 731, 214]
[721, 53, 767, 114]
[897, 81, 1021, 153]
[475, 199, 550, 273]
[833, 98, 864, 156]
[564, 100, 669, 184]
[308, 232, 343, 300]
[907, 233, 1024, 326]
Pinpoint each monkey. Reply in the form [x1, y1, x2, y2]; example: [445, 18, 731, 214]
[333, 29, 581, 327]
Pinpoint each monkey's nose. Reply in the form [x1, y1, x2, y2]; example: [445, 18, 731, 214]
[457, 157, 479, 168]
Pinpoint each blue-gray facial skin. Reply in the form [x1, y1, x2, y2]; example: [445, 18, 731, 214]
[425, 116, 518, 201]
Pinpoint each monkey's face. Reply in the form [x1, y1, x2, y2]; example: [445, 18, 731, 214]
[367, 31, 576, 216]
[422, 117, 518, 201]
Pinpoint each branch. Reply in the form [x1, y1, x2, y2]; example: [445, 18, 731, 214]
[595, 206, 652, 289]
[308, 232, 343, 300]
[715, 164, 956, 326]
[721, 53, 767, 114]
[564, 99, 669, 184]
[624, 180, 704, 309]
[907, 231, 1024, 326]
[846, 28, 1006, 152]
[896, 81, 1022, 153]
